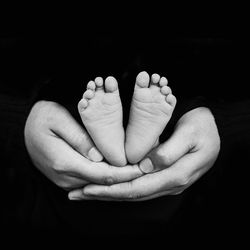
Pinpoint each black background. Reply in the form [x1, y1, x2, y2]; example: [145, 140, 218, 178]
[0, 19, 249, 245]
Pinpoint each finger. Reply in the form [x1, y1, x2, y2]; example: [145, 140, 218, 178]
[68, 189, 86, 200]
[57, 175, 88, 191]
[49, 136, 143, 185]
[35, 135, 90, 188]
[128, 188, 184, 201]
[69, 192, 119, 201]
[51, 108, 103, 162]
[139, 125, 194, 173]
[81, 150, 208, 200]
[68, 187, 182, 201]
[68, 189, 117, 201]
[81, 168, 175, 199]
[74, 158, 143, 185]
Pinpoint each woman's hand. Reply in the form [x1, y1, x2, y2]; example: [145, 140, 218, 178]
[69, 107, 220, 200]
[24, 101, 142, 191]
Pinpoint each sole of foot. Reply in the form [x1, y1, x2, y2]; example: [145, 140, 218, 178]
[78, 76, 127, 167]
[125, 71, 177, 164]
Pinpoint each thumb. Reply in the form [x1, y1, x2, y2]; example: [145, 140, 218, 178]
[139, 126, 193, 173]
[52, 107, 103, 162]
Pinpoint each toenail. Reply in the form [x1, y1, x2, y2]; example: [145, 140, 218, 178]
[95, 77, 103, 87]
[137, 71, 149, 80]
[152, 73, 160, 83]
[136, 71, 150, 87]
[160, 77, 168, 86]
[78, 99, 88, 110]
[87, 81, 96, 90]
[106, 76, 115, 81]
[83, 90, 94, 99]
[105, 77, 117, 92]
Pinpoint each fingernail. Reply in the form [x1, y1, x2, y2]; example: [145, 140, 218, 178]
[68, 193, 81, 201]
[88, 147, 103, 162]
[153, 138, 160, 148]
[139, 158, 154, 173]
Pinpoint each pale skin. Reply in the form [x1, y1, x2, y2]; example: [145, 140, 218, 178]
[78, 71, 176, 167]
[78, 76, 127, 167]
[125, 71, 176, 164]
[24, 101, 143, 190]
[69, 107, 220, 201]
[24, 101, 220, 201]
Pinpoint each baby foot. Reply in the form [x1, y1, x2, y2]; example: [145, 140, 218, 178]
[125, 71, 177, 164]
[78, 76, 127, 167]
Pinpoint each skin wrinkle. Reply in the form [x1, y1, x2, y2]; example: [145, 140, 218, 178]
[71, 107, 220, 201]
[25, 101, 144, 194]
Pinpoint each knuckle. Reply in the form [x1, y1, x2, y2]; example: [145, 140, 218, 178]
[52, 159, 66, 174]
[155, 148, 173, 166]
[80, 133, 90, 145]
[162, 154, 174, 166]
[188, 124, 202, 143]
[103, 175, 115, 185]
[182, 123, 198, 140]
[43, 103, 60, 123]
[73, 134, 88, 151]
[155, 148, 168, 163]
[155, 148, 165, 159]
[127, 192, 141, 200]
[125, 182, 142, 199]
[175, 174, 191, 187]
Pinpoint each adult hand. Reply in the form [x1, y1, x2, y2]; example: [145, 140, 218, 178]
[69, 107, 220, 201]
[24, 101, 142, 192]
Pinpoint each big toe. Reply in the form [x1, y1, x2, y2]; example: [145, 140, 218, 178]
[136, 71, 150, 88]
[105, 76, 118, 93]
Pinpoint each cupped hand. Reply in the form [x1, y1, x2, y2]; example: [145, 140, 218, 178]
[24, 101, 142, 191]
[69, 107, 220, 200]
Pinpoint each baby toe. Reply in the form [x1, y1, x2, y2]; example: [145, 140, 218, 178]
[166, 94, 177, 107]
[78, 98, 89, 112]
[160, 86, 172, 95]
[83, 89, 95, 99]
[95, 77, 104, 89]
[87, 80, 96, 91]
[151, 73, 161, 85]
[159, 77, 168, 87]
